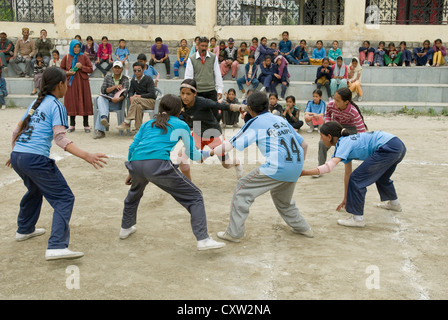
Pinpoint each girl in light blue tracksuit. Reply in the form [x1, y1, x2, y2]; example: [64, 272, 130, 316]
[301, 121, 406, 228]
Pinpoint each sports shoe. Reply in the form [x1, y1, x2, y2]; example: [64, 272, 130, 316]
[16, 228, 46, 241]
[217, 231, 241, 243]
[235, 163, 244, 179]
[117, 122, 130, 130]
[337, 215, 366, 228]
[307, 127, 314, 133]
[197, 236, 226, 251]
[93, 131, 106, 139]
[45, 248, 84, 261]
[312, 174, 321, 178]
[292, 228, 314, 238]
[1, 105, 6, 110]
[100, 117, 110, 128]
[377, 201, 402, 212]
[119, 226, 136, 239]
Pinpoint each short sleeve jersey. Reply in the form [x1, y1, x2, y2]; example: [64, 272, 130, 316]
[13, 94, 69, 158]
[230, 111, 305, 182]
[333, 131, 395, 164]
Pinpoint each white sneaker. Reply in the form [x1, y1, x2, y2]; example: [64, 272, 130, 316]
[235, 163, 244, 179]
[377, 201, 402, 212]
[260, 87, 266, 93]
[307, 127, 314, 133]
[1, 105, 5, 110]
[197, 236, 226, 251]
[337, 215, 366, 228]
[16, 228, 46, 241]
[217, 231, 241, 243]
[312, 174, 321, 178]
[242, 93, 247, 100]
[45, 248, 84, 261]
[119, 226, 136, 239]
[292, 228, 314, 238]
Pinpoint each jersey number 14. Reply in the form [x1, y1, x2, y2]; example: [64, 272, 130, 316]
[280, 137, 301, 163]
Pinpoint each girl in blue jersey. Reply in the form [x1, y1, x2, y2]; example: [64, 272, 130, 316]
[120, 94, 225, 251]
[6, 66, 108, 261]
[301, 121, 406, 227]
[210, 92, 313, 242]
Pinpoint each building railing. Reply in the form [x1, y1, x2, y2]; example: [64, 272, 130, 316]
[0, 0, 54, 22]
[73, 0, 196, 25]
[217, 0, 345, 26]
[365, 0, 448, 25]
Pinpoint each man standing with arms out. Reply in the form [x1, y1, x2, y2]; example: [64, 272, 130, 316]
[185, 37, 224, 122]
[94, 61, 129, 139]
[9, 28, 36, 77]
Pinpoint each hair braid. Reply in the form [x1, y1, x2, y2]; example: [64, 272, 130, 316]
[14, 66, 66, 142]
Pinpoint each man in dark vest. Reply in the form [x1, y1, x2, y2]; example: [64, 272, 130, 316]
[185, 36, 223, 121]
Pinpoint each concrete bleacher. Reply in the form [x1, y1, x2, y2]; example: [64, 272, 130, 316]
[3, 53, 448, 113]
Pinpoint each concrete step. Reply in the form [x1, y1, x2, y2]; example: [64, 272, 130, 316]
[4, 55, 448, 83]
[6, 77, 448, 105]
[5, 93, 446, 115]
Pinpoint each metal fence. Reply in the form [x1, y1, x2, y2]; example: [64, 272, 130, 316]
[74, 0, 196, 25]
[0, 0, 54, 22]
[217, 0, 345, 26]
[365, 0, 448, 25]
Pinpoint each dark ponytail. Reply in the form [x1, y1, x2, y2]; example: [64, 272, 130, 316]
[151, 94, 182, 134]
[335, 87, 368, 130]
[320, 121, 351, 139]
[15, 66, 66, 142]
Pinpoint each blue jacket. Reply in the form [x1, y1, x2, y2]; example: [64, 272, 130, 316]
[244, 63, 258, 82]
[292, 46, 309, 61]
[273, 64, 289, 83]
[312, 47, 326, 60]
[315, 66, 333, 83]
[258, 62, 274, 80]
[278, 40, 292, 55]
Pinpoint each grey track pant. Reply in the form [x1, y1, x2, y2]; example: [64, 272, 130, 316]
[226, 168, 311, 238]
[121, 160, 209, 241]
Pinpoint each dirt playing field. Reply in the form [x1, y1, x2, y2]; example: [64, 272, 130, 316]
[0, 107, 447, 301]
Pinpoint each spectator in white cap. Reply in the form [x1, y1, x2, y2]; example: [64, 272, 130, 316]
[94, 60, 130, 139]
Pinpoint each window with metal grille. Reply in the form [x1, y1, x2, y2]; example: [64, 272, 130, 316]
[74, 0, 196, 25]
[0, 0, 54, 22]
[365, 0, 448, 25]
[217, 0, 345, 26]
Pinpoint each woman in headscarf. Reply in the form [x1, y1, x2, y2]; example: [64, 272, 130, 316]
[347, 57, 363, 102]
[60, 39, 93, 133]
[271, 55, 290, 100]
[330, 56, 348, 97]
